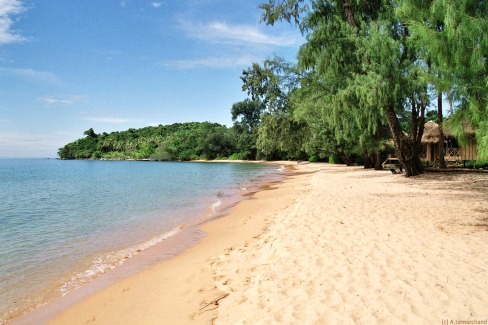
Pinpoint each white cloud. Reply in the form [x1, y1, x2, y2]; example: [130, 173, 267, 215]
[84, 117, 134, 124]
[40, 95, 85, 106]
[151, 2, 162, 8]
[180, 20, 297, 47]
[0, 67, 62, 83]
[0, 0, 26, 44]
[161, 54, 258, 69]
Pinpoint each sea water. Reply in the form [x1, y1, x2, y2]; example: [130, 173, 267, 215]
[0, 159, 279, 323]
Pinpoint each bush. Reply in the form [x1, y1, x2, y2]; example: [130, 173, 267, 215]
[465, 160, 488, 169]
[308, 154, 318, 162]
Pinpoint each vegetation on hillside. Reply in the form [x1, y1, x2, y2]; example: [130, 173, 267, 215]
[58, 123, 237, 161]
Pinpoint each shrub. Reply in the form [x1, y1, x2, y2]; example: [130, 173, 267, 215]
[308, 155, 318, 162]
[465, 160, 488, 169]
[228, 153, 241, 160]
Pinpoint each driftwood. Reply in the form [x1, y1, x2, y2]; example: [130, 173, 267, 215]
[199, 293, 229, 311]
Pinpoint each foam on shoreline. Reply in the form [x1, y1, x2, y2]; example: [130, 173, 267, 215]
[58, 225, 184, 297]
[5, 225, 188, 325]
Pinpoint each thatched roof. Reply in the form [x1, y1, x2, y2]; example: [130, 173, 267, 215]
[421, 120, 476, 143]
[421, 121, 440, 144]
[443, 119, 475, 136]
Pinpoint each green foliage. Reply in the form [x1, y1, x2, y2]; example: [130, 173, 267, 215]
[256, 112, 309, 160]
[58, 122, 238, 161]
[308, 154, 318, 162]
[464, 160, 488, 169]
[231, 98, 264, 130]
[255, 0, 486, 174]
[83, 128, 98, 138]
[425, 110, 438, 123]
[239, 57, 310, 161]
[230, 99, 265, 160]
[259, 0, 308, 27]
[228, 153, 241, 160]
[397, 0, 488, 160]
[241, 57, 299, 113]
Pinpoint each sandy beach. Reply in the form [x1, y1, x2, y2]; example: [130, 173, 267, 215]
[35, 163, 488, 324]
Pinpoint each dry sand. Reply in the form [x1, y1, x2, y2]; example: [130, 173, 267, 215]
[45, 163, 488, 324]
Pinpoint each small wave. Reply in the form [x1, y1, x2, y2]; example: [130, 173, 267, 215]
[59, 226, 183, 296]
[276, 165, 285, 172]
[208, 198, 222, 215]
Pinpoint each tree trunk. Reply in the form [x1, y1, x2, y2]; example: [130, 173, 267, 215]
[338, 152, 353, 166]
[374, 122, 383, 170]
[415, 99, 426, 149]
[385, 105, 423, 177]
[363, 154, 373, 169]
[437, 92, 447, 168]
[374, 151, 382, 170]
[411, 97, 418, 142]
[341, 0, 358, 31]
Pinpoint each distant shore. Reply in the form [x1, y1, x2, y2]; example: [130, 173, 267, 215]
[57, 158, 272, 163]
[16, 163, 488, 324]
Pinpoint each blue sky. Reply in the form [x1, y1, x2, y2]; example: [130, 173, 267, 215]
[0, 0, 303, 157]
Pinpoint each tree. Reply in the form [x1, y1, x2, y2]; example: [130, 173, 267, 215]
[231, 99, 265, 159]
[241, 57, 299, 113]
[241, 57, 308, 160]
[259, 0, 429, 176]
[397, 0, 488, 160]
[294, 33, 392, 168]
[83, 128, 98, 138]
[257, 111, 309, 160]
[231, 99, 264, 130]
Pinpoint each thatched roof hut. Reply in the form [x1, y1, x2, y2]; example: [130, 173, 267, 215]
[420, 120, 480, 161]
[421, 121, 440, 144]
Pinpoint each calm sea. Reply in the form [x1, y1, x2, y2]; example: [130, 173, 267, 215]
[0, 159, 279, 323]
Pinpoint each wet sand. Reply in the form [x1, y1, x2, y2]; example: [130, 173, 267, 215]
[37, 163, 488, 324]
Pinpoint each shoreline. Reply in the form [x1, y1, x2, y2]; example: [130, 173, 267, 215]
[9, 160, 291, 325]
[14, 163, 488, 324]
[43, 161, 300, 325]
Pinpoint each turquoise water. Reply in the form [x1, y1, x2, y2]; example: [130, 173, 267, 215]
[0, 159, 278, 322]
